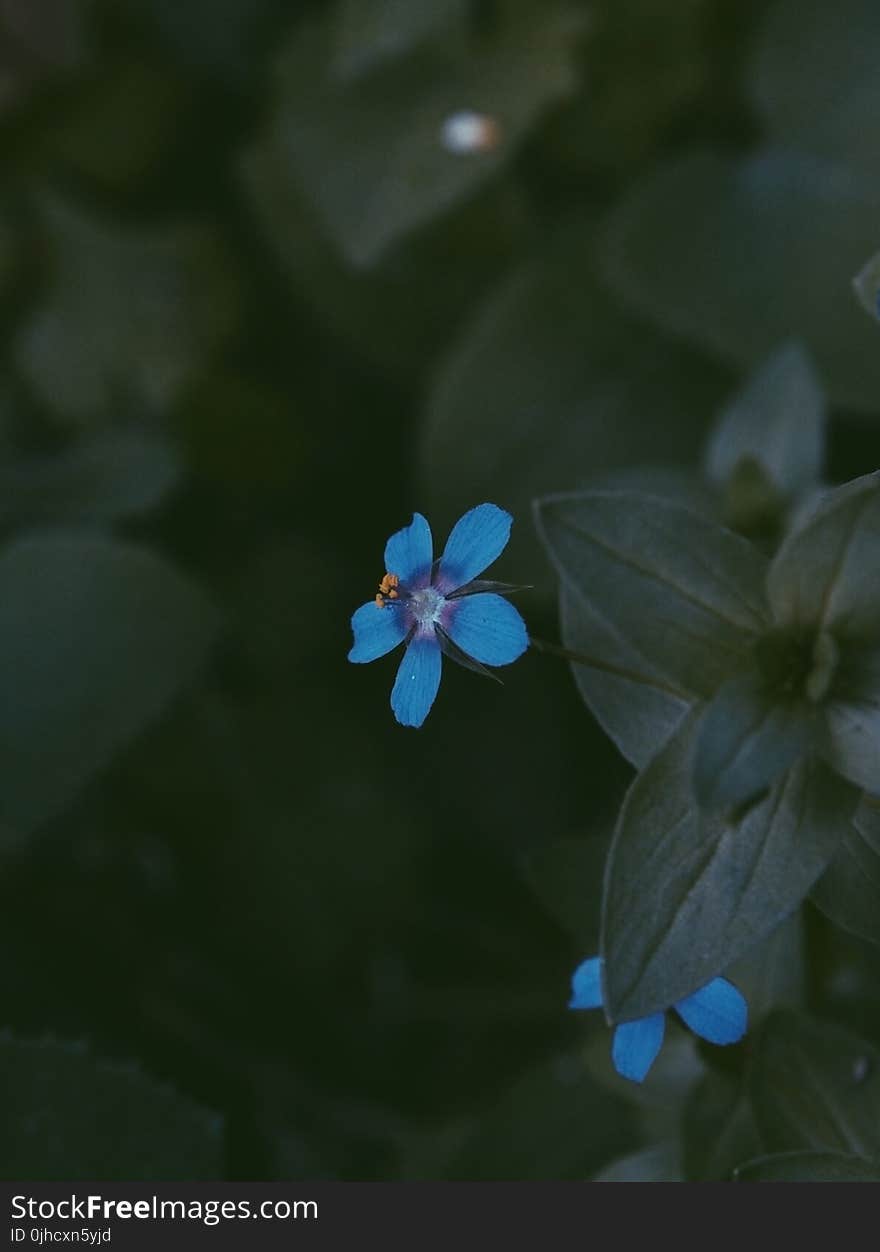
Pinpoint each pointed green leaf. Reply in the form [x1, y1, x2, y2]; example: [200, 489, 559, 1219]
[767, 472, 880, 633]
[599, 149, 880, 415]
[333, 0, 466, 79]
[706, 342, 825, 497]
[536, 489, 768, 711]
[14, 198, 237, 424]
[558, 583, 692, 768]
[0, 1035, 223, 1179]
[692, 669, 819, 812]
[811, 796, 880, 944]
[820, 623, 880, 791]
[537, 486, 770, 766]
[854, 250, 880, 322]
[735, 1151, 880, 1182]
[823, 694, 880, 793]
[0, 535, 220, 832]
[268, 5, 584, 267]
[750, 1010, 880, 1159]
[749, 0, 880, 182]
[602, 711, 856, 1021]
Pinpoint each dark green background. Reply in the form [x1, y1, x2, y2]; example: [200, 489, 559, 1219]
[1, 0, 879, 1180]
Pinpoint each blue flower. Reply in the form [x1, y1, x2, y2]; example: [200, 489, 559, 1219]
[569, 956, 748, 1083]
[348, 503, 529, 727]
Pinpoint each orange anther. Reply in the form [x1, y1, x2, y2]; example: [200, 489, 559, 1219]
[375, 571, 401, 606]
[379, 572, 400, 596]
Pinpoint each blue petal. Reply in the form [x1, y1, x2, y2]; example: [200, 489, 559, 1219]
[674, 978, 748, 1046]
[348, 601, 409, 663]
[436, 503, 512, 592]
[569, 956, 603, 1010]
[390, 634, 442, 727]
[611, 1014, 666, 1083]
[442, 593, 528, 667]
[384, 512, 433, 586]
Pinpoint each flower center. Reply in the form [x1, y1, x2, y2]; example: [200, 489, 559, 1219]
[407, 584, 444, 628]
[374, 572, 444, 627]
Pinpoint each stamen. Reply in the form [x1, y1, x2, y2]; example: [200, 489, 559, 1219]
[375, 571, 401, 608]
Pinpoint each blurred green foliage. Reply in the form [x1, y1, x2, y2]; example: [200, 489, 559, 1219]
[0, 0, 879, 1182]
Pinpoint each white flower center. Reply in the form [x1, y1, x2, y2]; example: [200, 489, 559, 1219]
[408, 585, 444, 628]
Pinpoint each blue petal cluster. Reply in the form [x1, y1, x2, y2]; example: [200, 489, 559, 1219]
[569, 956, 748, 1083]
[348, 503, 528, 727]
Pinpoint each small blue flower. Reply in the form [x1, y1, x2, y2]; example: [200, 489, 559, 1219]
[348, 503, 529, 727]
[569, 956, 748, 1083]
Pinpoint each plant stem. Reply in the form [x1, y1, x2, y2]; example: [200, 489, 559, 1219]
[529, 636, 692, 703]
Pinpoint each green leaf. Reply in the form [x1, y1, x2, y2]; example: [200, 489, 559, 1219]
[0, 430, 179, 528]
[602, 710, 857, 1021]
[421, 227, 730, 593]
[594, 1141, 683, 1182]
[768, 476, 880, 789]
[535, 490, 769, 763]
[0, 1035, 223, 1179]
[557, 583, 692, 769]
[819, 642, 880, 792]
[811, 796, 880, 944]
[14, 198, 237, 425]
[267, 4, 584, 266]
[692, 670, 819, 812]
[538, 490, 769, 686]
[853, 250, 880, 323]
[735, 1151, 880, 1182]
[333, 0, 466, 79]
[599, 149, 880, 415]
[750, 1010, 880, 1159]
[748, 0, 880, 182]
[705, 341, 825, 498]
[767, 473, 880, 634]
[0, 534, 220, 832]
